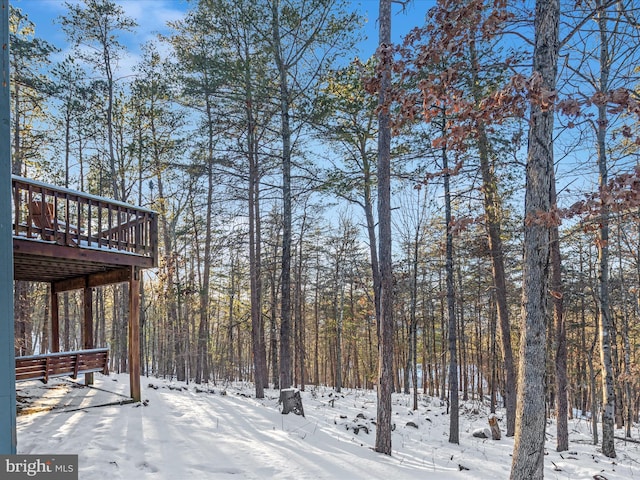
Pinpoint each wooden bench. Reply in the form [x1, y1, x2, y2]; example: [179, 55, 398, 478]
[15, 348, 109, 383]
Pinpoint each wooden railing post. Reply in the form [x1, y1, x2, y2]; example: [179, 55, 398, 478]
[128, 266, 141, 402]
[51, 287, 60, 353]
[83, 283, 94, 385]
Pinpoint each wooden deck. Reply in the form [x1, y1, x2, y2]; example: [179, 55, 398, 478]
[12, 175, 158, 285]
[11, 176, 154, 401]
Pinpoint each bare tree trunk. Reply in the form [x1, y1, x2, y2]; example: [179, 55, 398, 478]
[293, 233, 303, 389]
[375, 0, 394, 456]
[14, 282, 30, 356]
[550, 179, 568, 452]
[439, 274, 446, 400]
[335, 274, 344, 393]
[470, 67, 517, 436]
[249, 152, 267, 394]
[191, 80, 220, 383]
[244, 35, 268, 395]
[490, 303, 497, 414]
[617, 227, 633, 438]
[41, 286, 50, 354]
[410, 191, 420, 410]
[270, 0, 293, 390]
[154, 160, 180, 379]
[110, 288, 124, 372]
[441, 123, 458, 445]
[314, 251, 320, 385]
[431, 299, 438, 397]
[467, 32, 517, 434]
[456, 264, 467, 402]
[195, 141, 214, 384]
[294, 209, 310, 390]
[63, 292, 71, 352]
[510, 0, 558, 477]
[175, 272, 186, 382]
[298, 266, 306, 392]
[588, 348, 599, 445]
[363, 149, 381, 335]
[595, 1, 616, 457]
[227, 255, 237, 380]
[269, 262, 279, 388]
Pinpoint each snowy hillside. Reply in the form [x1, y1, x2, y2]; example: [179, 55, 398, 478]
[15, 374, 640, 479]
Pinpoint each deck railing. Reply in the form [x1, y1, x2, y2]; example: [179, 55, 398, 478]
[12, 175, 158, 265]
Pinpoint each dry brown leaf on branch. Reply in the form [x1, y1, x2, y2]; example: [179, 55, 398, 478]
[557, 97, 582, 117]
[549, 290, 563, 300]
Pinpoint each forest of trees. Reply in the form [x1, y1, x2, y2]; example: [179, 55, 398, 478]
[9, 0, 640, 475]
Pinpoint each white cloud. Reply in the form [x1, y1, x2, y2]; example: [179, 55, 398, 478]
[118, 0, 186, 44]
[17, 0, 186, 81]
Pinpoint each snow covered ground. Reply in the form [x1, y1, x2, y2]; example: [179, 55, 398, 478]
[15, 373, 640, 479]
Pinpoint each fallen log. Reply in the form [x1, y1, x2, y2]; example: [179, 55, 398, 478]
[614, 436, 640, 444]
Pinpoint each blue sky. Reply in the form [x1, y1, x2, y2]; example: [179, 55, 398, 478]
[12, 0, 435, 67]
[12, 0, 191, 75]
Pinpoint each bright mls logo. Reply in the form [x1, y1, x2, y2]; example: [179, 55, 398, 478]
[0, 455, 77, 480]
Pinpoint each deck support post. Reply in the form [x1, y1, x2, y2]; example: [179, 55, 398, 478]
[128, 266, 141, 401]
[83, 283, 94, 385]
[51, 287, 59, 353]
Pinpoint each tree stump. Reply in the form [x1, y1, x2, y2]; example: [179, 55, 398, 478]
[489, 414, 501, 440]
[280, 388, 305, 417]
